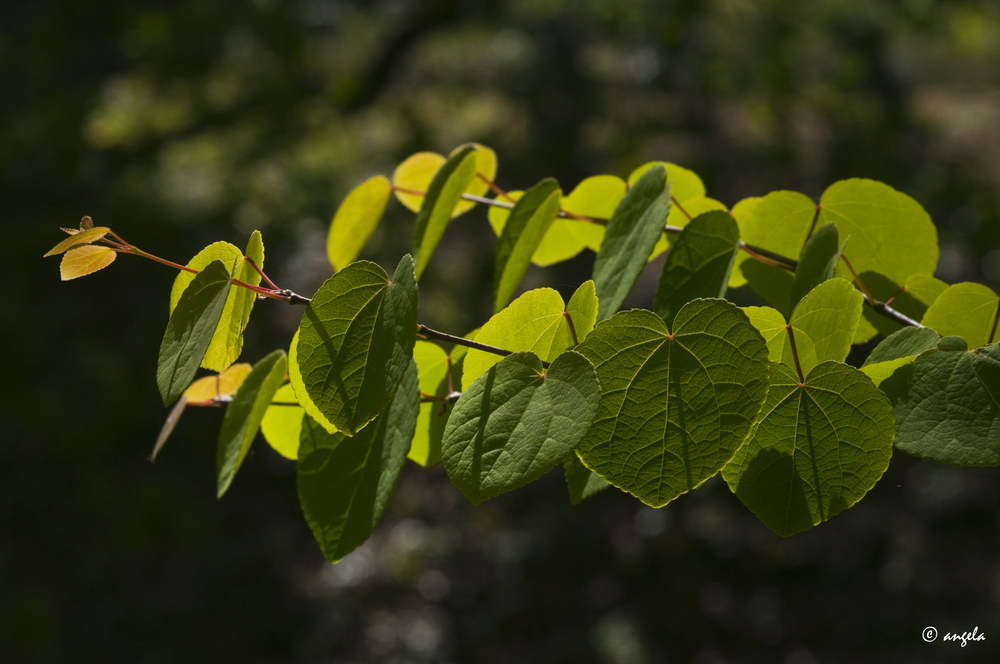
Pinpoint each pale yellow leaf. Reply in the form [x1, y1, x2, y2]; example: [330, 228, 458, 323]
[60, 245, 116, 280]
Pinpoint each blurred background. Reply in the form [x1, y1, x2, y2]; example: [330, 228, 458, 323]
[3, 0, 1000, 662]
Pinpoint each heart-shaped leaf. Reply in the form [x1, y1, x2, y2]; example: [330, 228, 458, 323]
[889, 337, 1000, 466]
[217, 349, 288, 496]
[157, 259, 233, 405]
[860, 326, 942, 388]
[575, 299, 769, 507]
[442, 350, 601, 505]
[297, 359, 420, 563]
[920, 282, 1000, 348]
[722, 361, 895, 536]
[295, 255, 418, 435]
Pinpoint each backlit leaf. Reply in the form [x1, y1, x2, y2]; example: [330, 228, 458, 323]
[442, 350, 601, 505]
[295, 255, 418, 435]
[860, 327, 941, 388]
[723, 361, 895, 536]
[728, 197, 761, 288]
[563, 452, 610, 505]
[59, 245, 116, 280]
[788, 223, 842, 313]
[183, 363, 252, 402]
[393, 152, 446, 212]
[856, 271, 948, 340]
[463, 282, 598, 387]
[920, 282, 1000, 348]
[650, 197, 728, 260]
[297, 359, 420, 563]
[409, 340, 460, 467]
[288, 329, 337, 433]
[575, 300, 769, 507]
[327, 175, 392, 270]
[653, 210, 740, 327]
[451, 143, 497, 217]
[593, 164, 672, 321]
[260, 384, 304, 460]
[412, 146, 477, 280]
[216, 349, 288, 496]
[493, 179, 562, 311]
[45, 226, 110, 257]
[157, 260, 233, 406]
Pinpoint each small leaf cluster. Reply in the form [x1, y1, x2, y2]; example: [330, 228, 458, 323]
[48, 143, 1000, 562]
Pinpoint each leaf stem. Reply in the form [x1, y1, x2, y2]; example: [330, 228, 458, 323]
[477, 172, 515, 202]
[840, 254, 875, 304]
[417, 324, 550, 368]
[390, 185, 605, 224]
[562, 311, 579, 346]
[785, 324, 806, 385]
[671, 195, 692, 220]
[244, 256, 280, 291]
[802, 204, 822, 245]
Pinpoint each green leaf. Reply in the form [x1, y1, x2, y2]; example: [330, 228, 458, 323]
[563, 452, 610, 505]
[493, 178, 562, 311]
[890, 337, 1000, 466]
[463, 283, 598, 387]
[559, 174, 627, 251]
[921, 282, 1000, 348]
[575, 300, 769, 507]
[442, 350, 601, 505]
[260, 384, 305, 460]
[288, 328, 337, 433]
[297, 359, 420, 563]
[327, 175, 392, 271]
[393, 151, 446, 212]
[653, 210, 740, 327]
[412, 145, 477, 280]
[743, 279, 862, 377]
[722, 361, 895, 536]
[169, 235, 265, 372]
[157, 260, 234, 406]
[593, 164, 672, 321]
[295, 255, 418, 435]
[650, 197, 728, 260]
[855, 271, 946, 340]
[216, 349, 288, 496]
[409, 340, 460, 467]
[789, 223, 842, 313]
[627, 161, 704, 200]
[739, 190, 817, 315]
[728, 197, 761, 288]
[860, 327, 941, 388]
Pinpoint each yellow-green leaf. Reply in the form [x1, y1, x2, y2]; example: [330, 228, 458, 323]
[393, 151, 446, 212]
[260, 384, 304, 460]
[183, 363, 253, 402]
[60, 245, 116, 280]
[327, 175, 392, 270]
[45, 226, 110, 257]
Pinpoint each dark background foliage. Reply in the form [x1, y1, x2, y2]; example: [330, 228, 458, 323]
[3, 1, 1000, 662]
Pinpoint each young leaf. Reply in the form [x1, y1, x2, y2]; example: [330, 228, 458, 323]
[157, 260, 233, 406]
[890, 337, 1000, 466]
[45, 226, 110, 257]
[409, 340, 457, 467]
[722, 361, 895, 536]
[183, 363, 253, 402]
[592, 164, 672, 321]
[393, 151, 446, 211]
[297, 359, 420, 563]
[327, 175, 392, 271]
[493, 178, 562, 311]
[788, 223, 842, 313]
[60, 245, 117, 280]
[442, 350, 601, 505]
[653, 210, 740, 327]
[575, 300, 769, 507]
[920, 282, 1000, 348]
[463, 283, 598, 387]
[563, 452, 610, 505]
[216, 349, 288, 496]
[412, 145, 478, 279]
[745, 279, 863, 377]
[860, 327, 941, 388]
[260, 384, 305, 460]
[295, 255, 418, 435]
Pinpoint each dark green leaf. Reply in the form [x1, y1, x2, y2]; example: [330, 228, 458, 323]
[575, 300, 769, 507]
[296, 255, 418, 435]
[216, 350, 288, 496]
[297, 360, 420, 563]
[860, 326, 941, 389]
[789, 223, 842, 312]
[157, 260, 233, 406]
[723, 361, 895, 536]
[653, 210, 740, 327]
[412, 145, 477, 280]
[592, 164, 672, 321]
[493, 178, 562, 311]
[563, 452, 610, 505]
[442, 350, 601, 505]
